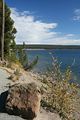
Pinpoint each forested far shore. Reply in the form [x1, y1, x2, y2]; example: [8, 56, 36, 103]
[16, 44, 80, 49]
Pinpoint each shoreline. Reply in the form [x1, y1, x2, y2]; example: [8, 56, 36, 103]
[0, 66, 61, 120]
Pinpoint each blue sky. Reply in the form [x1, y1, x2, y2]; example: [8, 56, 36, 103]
[6, 0, 80, 45]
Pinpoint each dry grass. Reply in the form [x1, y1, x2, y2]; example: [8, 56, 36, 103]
[40, 57, 80, 120]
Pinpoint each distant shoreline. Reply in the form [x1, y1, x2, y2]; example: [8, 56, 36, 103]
[16, 44, 80, 49]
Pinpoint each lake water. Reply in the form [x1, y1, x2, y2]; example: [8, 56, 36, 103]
[26, 49, 80, 84]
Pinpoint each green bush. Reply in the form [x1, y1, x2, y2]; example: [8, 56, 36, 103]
[18, 46, 38, 71]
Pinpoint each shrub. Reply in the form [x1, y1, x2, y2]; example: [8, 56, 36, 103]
[18, 46, 38, 71]
[5, 51, 22, 69]
[41, 57, 80, 120]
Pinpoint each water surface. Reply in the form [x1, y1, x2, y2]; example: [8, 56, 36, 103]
[26, 49, 80, 84]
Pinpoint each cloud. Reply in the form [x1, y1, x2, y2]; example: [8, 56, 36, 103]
[11, 8, 80, 45]
[65, 34, 74, 37]
[73, 9, 80, 21]
[11, 8, 57, 44]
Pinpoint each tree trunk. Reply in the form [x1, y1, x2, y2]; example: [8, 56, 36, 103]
[1, 0, 5, 61]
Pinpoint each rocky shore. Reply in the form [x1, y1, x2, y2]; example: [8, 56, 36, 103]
[0, 67, 61, 120]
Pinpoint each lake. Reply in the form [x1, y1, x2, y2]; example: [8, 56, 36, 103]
[26, 49, 80, 84]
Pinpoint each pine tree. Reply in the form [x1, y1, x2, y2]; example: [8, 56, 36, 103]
[0, 0, 17, 57]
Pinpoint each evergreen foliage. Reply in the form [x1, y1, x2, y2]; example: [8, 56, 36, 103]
[0, 0, 17, 57]
[18, 42, 38, 70]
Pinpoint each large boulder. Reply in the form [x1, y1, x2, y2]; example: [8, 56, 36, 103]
[5, 82, 41, 120]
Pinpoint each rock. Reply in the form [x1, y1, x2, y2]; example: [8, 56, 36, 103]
[8, 74, 19, 82]
[34, 108, 61, 120]
[6, 82, 41, 120]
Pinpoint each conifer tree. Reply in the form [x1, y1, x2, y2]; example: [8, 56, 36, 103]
[0, 0, 17, 57]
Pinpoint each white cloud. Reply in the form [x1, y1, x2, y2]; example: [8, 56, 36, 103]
[11, 8, 80, 45]
[73, 9, 80, 21]
[65, 34, 74, 37]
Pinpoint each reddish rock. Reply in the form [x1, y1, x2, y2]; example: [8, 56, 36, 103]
[6, 83, 41, 119]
